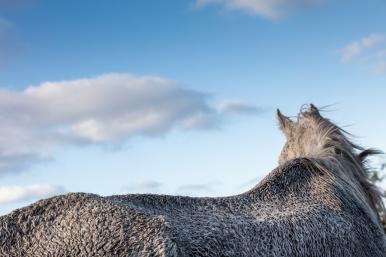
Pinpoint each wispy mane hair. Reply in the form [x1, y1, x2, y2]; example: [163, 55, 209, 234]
[278, 105, 385, 229]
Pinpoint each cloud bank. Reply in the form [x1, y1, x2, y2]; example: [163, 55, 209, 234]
[195, 0, 323, 19]
[0, 184, 65, 204]
[0, 73, 260, 175]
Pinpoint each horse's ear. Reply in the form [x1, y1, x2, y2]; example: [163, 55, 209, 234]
[276, 109, 294, 136]
[309, 104, 320, 115]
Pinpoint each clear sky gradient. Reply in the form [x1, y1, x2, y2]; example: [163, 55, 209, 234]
[0, 0, 386, 214]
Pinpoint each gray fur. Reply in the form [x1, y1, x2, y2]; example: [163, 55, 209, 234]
[1, 104, 385, 256]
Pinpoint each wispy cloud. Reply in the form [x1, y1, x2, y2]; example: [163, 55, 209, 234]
[0, 73, 261, 175]
[0, 184, 65, 204]
[373, 61, 386, 75]
[121, 180, 162, 194]
[121, 180, 223, 196]
[339, 33, 386, 74]
[195, 0, 323, 19]
[0, 0, 33, 67]
[239, 176, 262, 189]
[340, 34, 386, 63]
[0, 0, 34, 9]
[218, 100, 265, 115]
[0, 18, 13, 67]
[176, 181, 221, 196]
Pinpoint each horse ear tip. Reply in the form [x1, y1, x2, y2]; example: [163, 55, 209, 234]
[276, 109, 284, 120]
[309, 103, 319, 113]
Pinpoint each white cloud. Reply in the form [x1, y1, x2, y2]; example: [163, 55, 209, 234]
[195, 0, 323, 19]
[21, 74, 218, 143]
[340, 34, 386, 63]
[0, 184, 65, 204]
[0, 73, 261, 174]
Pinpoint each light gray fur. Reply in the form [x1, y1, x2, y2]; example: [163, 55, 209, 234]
[1, 104, 385, 256]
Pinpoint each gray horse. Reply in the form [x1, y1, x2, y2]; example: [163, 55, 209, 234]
[1, 104, 385, 256]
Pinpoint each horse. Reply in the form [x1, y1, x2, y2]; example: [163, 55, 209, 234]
[0, 104, 385, 256]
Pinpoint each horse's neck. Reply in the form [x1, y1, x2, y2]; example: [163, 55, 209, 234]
[246, 159, 320, 203]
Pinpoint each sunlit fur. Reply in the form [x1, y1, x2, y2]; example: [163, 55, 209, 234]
[277, 104, 385, 228]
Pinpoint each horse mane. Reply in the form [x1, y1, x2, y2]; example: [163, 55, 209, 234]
[295, 106, 385, 228]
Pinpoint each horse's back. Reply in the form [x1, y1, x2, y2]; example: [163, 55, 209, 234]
[1, 161, 386, 256]
[0, 193, 179, 257]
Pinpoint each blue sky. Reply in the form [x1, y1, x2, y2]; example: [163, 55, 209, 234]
[0, 0, 386, 214]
